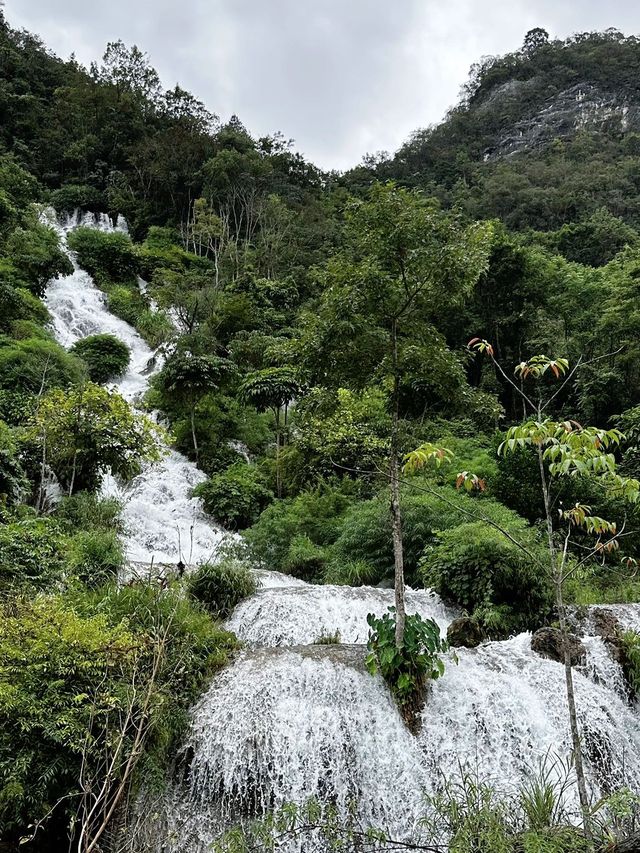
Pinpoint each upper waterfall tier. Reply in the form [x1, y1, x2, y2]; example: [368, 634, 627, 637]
[226, 583, 455, 645]
[44, 210, 225, 566]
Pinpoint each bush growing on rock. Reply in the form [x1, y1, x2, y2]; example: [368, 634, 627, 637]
[67, 227, 139, 283]
[243, 483, 356, 571]
[193, 462, 273, 530]
[187, 558, 257, 618]
[49, 183, 105, 213]
[420, 519, 553, 636]
[70, 333, 130, 383]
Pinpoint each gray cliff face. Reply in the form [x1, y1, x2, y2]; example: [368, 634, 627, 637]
[481, 81, 640, 160]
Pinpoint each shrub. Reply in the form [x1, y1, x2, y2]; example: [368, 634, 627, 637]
[0, 597, 138, 841]
[6, 219, 73, 296]
[0, 278, 49, 333]
[187, 558, 257, 618]
[282, 534, 327, 581]
[70, 333, 130, 383]
[68, 529, 125, 587]
[366, 608, 448, 727]
[193, 462, 273, 530]
[55, 491, 124, 534]
[0, 337, 85, 394]
[0, 515, 67, 590]
[106, 285, 172, 347]
[323, 557, 381, 586]
[243, 483, 356, 571]
[49, 183, 105, 213]
[0, 421, 27, 504]
[420, 520, 553, 635]
[67, 227, 138, 282]
[327, 486, 497, 587]
[620, 631, 640, 697]
[0, 588, 236, 844]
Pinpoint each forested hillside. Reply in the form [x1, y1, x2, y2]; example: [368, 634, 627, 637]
[2, 10, 640, 851]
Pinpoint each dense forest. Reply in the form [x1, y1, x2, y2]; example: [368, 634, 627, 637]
[3, 11, 640, 852]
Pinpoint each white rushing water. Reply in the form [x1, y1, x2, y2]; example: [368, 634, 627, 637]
[43, 210, 640, 852]
[45, 210, 226, 566]
[226, 584, 455, 645]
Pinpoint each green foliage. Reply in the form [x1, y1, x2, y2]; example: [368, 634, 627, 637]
[281, 534, 327, 582]
[0, 421, 27, 504]
[54, 491, 124, 535]
[366, 608, 448, 709]
[421, 521, 552, 635]
[67, 529, 125, 587]
[106, 284, 173, 347]
[0, 597, 137, 839]
[0, 337, 84, 395]
[620, 631, 640, 696]
[243, 483, 356, 573]
[29, 382, 164, 492]
[0, 515, 67, 591]
[0, 587, 236, 843]
[187, 557, 257, 618]
[192, 462, 273, 530]
[5, 218, 73, 296]
[293, 386, 390, 481]
[67, 227, 139, 282]
[70, 333, 131, 383]
[239, 367, 303, 413]
[49, 183, 105, 213]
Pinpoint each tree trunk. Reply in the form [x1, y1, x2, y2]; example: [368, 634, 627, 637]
[275, 407, 282, 499]
[557, 580, 593, 851]
[190, 406, 199, 462]
[537, 445, 593, 850]
[390, 320, 406, 648]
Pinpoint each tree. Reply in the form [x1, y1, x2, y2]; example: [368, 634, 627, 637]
[6, 219, 73, 296]
[29, 382, 164, 494]
[406, 347, 640, 848]
[522, 27, 550, 55]
[70, 334, 130, 384]
[300, 183, 492, 644]
[239, 367, 303, 498]
[157, 352, 232, 461]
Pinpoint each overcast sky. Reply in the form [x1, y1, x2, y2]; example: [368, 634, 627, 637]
[6, 1, 640, 170]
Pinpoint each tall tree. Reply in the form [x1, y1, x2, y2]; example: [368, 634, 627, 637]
[299, 183, 492, 644]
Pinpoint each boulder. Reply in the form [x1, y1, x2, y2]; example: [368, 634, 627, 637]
[531, 627, 586, 666]
[447, 616, 486, 649]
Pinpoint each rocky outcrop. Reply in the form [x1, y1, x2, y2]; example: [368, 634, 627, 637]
[531, 627, 586, 666]
[447, 616, 486, 649]
[483, 82, 640, 160]
[591, 608, 637, 700]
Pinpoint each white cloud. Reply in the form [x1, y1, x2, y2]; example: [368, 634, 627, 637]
[6, 0, 640, 170]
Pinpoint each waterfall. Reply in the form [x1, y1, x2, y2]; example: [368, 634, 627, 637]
[44, 210, 226, 567]
[226, 583, 455, 645]
[43, 210, 640, 852]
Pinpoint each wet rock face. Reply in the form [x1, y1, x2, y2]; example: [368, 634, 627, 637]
[483, 82, 640, 160]
[591, 608, 638, 701]
[447, 616, 486, 649]
[531, 627, 586, 666]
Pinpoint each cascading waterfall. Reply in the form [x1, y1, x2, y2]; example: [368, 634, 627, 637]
[44, 209, 226, 566]
[226, 583, 455, 645]
[43, 210, 640, 852]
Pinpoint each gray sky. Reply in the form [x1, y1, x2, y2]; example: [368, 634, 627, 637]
[6, 1, 640, 170]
